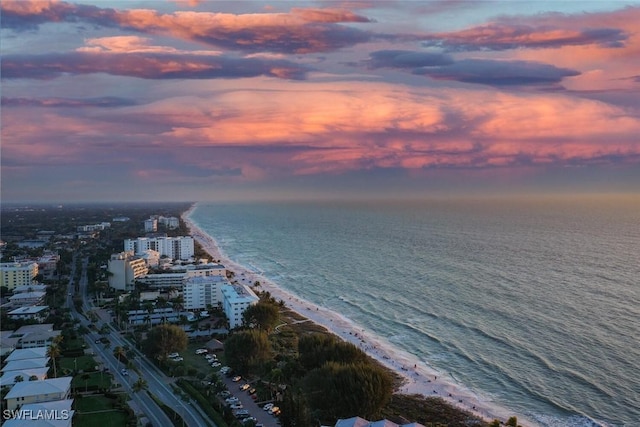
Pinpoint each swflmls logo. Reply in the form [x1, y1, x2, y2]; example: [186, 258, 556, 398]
[2, 409, 71, 420]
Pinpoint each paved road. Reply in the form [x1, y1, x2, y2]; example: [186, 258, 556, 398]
[70, 256, 213, 427]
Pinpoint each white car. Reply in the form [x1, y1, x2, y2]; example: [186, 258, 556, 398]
[263, 403, 274, 411]
[168, 352, 180, 358]
[195, 349, 208, 355]
[232, 376, 242, 382]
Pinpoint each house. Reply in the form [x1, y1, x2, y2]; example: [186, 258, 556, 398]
[2, 399, 74, 427]
[8, 306, 50, 323]
[8, 291, 46, 308]
[0, 367, 49, 387]
[4, 347, 48, 362]
[8, 325, 61, 349]
[1, 359, 51, 373]
[4, 377, 72, 410]
[1, 330, 20, 357]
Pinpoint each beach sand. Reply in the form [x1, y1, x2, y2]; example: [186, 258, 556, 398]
[182, 204, 533, 426]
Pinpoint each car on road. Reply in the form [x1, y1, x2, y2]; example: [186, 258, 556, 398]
[121, 369, 129, 376]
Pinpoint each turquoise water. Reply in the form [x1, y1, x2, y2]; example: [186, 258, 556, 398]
[189, 197, 640, 426]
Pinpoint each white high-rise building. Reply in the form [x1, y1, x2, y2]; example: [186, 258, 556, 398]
[221, 284, 259, 329]
[124, 236, 194, 261]
[183, 276, 226, 310]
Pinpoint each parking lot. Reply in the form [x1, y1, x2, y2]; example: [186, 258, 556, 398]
[220, 372, 280, 427]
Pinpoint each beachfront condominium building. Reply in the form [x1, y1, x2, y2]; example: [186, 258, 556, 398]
[183, 276, 226, 310]
[158, 216, 180, 229]
[124, 236, 195, 261]
[136, 263, 227, 289]
[108, 251, 149, 291]
[0, 262, 39, 291]
[221, 283, 259, 329]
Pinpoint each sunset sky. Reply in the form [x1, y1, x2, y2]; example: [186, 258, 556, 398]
[2, 0, 639, 202]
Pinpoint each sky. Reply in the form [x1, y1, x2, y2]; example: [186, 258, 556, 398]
[2, 0, 639, 202]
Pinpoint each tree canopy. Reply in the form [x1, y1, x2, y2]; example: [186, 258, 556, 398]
[224, 329, 272, 373]
[298, 333, 367, 370]
[142, 324, 188, 361]
[242, 301, 280, 332]
[303, 361, 393, 420]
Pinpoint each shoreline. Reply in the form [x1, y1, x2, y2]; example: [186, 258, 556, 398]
[182, 202, 535, 426]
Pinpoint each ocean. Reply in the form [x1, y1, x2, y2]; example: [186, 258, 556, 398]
[188, 197, 640, 427]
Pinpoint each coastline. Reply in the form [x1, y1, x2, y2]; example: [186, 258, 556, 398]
[182, 202, 533, 426]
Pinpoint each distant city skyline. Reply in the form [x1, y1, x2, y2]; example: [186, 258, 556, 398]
[2, 0, 639, 202]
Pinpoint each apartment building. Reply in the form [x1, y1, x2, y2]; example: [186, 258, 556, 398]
[124, 236, 194, 261]
[108, 251, 148, 291]
[0, 262, 38, 291]
[220, 284, 259, 329]
[183, 276, 226, 310]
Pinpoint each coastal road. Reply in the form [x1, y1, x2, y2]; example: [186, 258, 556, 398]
[73, 257, 213, 427]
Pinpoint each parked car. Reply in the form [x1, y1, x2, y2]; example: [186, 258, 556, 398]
[168, 352, 180, 358]
[226, 397, 239, 404]
[195, 348, 208, 354]
[240, 383, 250, 391]
[248, 388, 256, 394]
[269, 406, 280, 415]
[263, 403, 274, 411]
[232, 376, 242, 382]
[230, 403, 243, 410]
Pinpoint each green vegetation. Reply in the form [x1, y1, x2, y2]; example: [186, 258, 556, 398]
[73, 395, 132, 427]
[142, 324, 188, 361]
[242, 300, 280, 332]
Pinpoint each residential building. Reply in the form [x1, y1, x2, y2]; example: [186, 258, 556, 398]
[12, 284, 48, 294]
[4, 348, 48, 362]
[0, 367, 49, 387]
[8, 306, 50, 323]
[2, 399, 74, 427]
[183, 276, 225, 310]
[4, 377, 72, 410]
[107, 251, 148, 291]
[125, 308, 180, 326]
[220, 284, 259, 329]
[124, 236, 194, 261]
[158, 216, 180, 229]
[0, 262, 38, 291]
[144, 218, 158, 232]
[1, 359, 50, 373]
[8, 291, 46, 308]
[7, 325, 61, 349]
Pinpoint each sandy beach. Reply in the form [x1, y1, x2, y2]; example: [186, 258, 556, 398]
[182, 204, 532, 426]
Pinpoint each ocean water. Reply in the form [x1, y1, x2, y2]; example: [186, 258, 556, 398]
[189, 197, 640, 426]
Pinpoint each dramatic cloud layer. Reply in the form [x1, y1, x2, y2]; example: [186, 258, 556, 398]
[1, 0, 639, 201]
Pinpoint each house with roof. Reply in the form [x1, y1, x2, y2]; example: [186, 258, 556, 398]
[4, 347, 48, 362]
[0, 367, 49, 387]
[1, 330, 20, 357]
[8, 325, 61, 349]
[4, 377, 72, 410]
[8, 291, 46, 307]
[1, 358, 50, 373]
[8, 306, 50, 323]
[2, 398, 74, 427]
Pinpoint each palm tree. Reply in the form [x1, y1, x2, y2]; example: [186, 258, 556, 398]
[47, 344, 61, 378]
[113, 346, 126, 364]
[132, 377, 148, 393]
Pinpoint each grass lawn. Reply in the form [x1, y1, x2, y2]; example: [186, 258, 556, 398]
[59, 355, 97, 371]
[74, 395, 128, 427]
[72, 371, 112, 390]
[74, 411, 128, 427]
